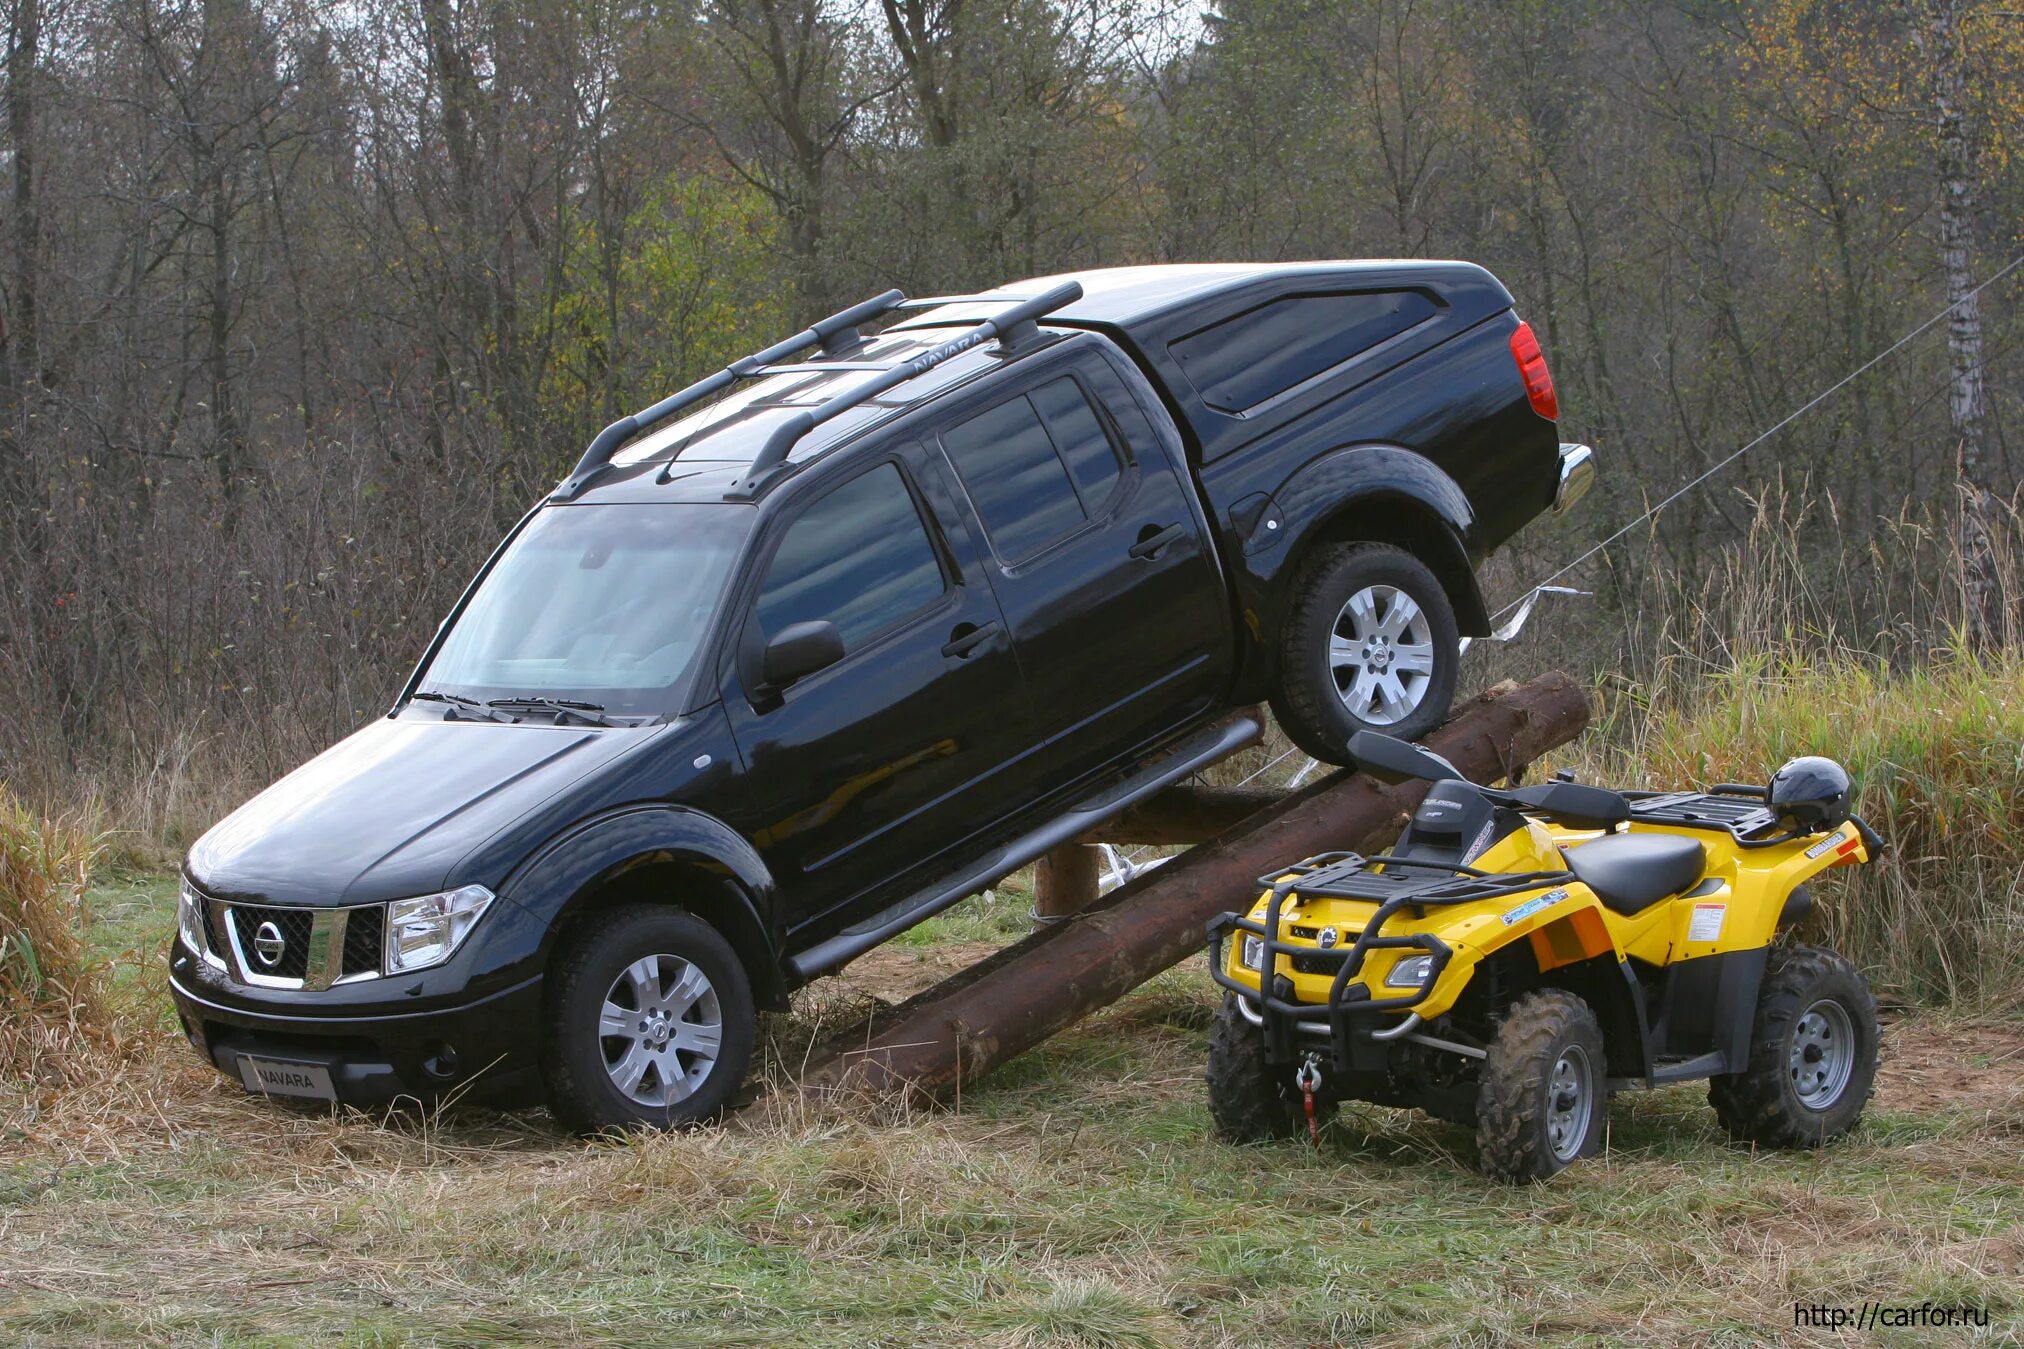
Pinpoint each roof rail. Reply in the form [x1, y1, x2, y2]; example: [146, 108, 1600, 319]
[549, 288, 905, 500]
[721, 280, 1084, 500]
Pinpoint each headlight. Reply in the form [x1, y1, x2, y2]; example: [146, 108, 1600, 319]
[1240, 934, 1266, 972]
[384, 885, 495, 973]
[178, 879, 209, 956]
[1386, 954, 1435, 988]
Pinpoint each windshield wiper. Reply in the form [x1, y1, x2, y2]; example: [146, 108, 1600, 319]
[487, 696, 616, 727]
[410, 690, 522, 723]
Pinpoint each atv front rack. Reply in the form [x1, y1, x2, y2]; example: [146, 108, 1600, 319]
[1207, 850, 1573, 1069]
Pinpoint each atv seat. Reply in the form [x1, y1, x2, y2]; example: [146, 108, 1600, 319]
[1563, 834, 1706, 916]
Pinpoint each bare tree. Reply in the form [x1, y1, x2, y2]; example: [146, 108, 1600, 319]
[1908, 0, 1999, 642]
[0, 0, 41, 524]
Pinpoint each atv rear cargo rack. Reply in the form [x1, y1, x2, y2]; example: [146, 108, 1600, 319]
[1622, 787, 1885, 855]
[550, 282, 1084, 502]
[1206, 850, 1573, 1069]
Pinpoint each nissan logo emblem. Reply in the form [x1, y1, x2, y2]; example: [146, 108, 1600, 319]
[252, 921, 287, 967]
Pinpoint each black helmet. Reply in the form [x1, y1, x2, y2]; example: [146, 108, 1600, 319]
[1768, 756, 1852, 834]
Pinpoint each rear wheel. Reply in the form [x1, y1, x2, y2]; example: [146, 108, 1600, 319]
[1271, 543, 1460, 764]
[1205, 996, 1332, 1142]
[1475, 990, 1605, 1181]
[1708, 944, 1877, 1148]
[542, 904, 756, 1134]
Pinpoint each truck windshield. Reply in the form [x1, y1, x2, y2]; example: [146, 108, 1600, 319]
[416, 503, 752, 719]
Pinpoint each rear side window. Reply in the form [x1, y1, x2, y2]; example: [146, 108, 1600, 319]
[756, 462, 946, 653]
[1170, 290, 1439, 413]
[942, 376, 1126, 562]
[1029, 379, 1121, 508]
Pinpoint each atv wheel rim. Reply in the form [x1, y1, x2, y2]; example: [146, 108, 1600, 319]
[598, 954, 724, 1108]
[1331, 584, 1436, 726]
[1789, 998, 1855, 1110]
[1546, 1044, 1594, 1162]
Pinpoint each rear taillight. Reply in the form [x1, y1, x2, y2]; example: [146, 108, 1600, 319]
[1509, 320, 1558, 421]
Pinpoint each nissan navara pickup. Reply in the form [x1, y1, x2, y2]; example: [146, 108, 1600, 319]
[170, 262, 1596, 1129]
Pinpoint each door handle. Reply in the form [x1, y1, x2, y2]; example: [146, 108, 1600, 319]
[1130, 522, 1186, 560]
[942, 620, 1002, 658]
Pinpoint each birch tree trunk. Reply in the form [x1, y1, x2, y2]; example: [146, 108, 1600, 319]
[1913, 0, 2000, 643]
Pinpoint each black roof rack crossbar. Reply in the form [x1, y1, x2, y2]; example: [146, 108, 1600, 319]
[550, 288, 905, 499]
[722, 280, 1084, 500]
[891, 291, 1050, 309]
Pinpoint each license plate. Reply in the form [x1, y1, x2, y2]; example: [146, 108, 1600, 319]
[237, 1055, 337, 1101]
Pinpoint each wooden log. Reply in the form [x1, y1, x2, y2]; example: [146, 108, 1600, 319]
[1076, 783, 1287, 845]
[795, 672, 1590, 1102]
[1032, 843, 1102, 918]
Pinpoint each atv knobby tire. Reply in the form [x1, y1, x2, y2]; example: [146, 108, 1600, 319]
[1708, 944, 1877, 1149]
[1206, 995, 1332, 1142]
[1270, 543, 1460, 764]
[1476, 989, 1606, 1181]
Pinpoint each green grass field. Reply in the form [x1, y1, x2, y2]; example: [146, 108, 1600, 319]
[2, 873, 2019, 1347]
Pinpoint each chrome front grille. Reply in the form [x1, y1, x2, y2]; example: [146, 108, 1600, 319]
[188, 885, 385, 989]
[228, 904, 315, 979]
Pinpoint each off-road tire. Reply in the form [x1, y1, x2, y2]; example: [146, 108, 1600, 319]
[1205, 995, 1332, 1142]
[1476, 990, 1606, 1181]
[1270, 543, 1461, 764]
[542, 904, 756, 1135]
[1708, 944, 1877, 1149]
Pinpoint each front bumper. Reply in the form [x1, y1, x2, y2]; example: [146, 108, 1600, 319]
[168, 956, 546, 1107]
[1208, 908, 1448, 1072]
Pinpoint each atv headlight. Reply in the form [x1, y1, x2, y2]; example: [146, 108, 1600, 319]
[1386, 954, 1435, 988]
[384, 885, 495, 973]
[1240, 934, 1266, 972]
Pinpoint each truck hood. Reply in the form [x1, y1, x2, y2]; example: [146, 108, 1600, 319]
[186, 715, 666, 906]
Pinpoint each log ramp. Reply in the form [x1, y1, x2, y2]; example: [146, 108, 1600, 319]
[788, 671, 1590, 1105]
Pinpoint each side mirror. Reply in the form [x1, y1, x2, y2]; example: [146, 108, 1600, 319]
[1348, 730, 1465, 785]
[761, 619, 845, 690]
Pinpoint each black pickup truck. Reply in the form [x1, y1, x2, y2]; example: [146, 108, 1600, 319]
[169, 262, 1594, 1129]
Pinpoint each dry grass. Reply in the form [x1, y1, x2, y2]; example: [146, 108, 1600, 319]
[0, 792, 105, 1083]
[1549, 649, 2024, 1005]
[2, 877, 2020, 1347]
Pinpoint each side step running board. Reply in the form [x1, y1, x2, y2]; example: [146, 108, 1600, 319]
[787, 710, 1265, 982]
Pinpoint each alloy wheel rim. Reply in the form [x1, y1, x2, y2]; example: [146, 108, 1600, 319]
[1546, 1043, 1594, 1162]
[598, 953, 724, 1107]
[1330, 584, 1436, 725]
[1789, 998, 1855, 1110]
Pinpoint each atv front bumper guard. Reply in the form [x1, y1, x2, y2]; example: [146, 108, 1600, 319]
[1206, 850, 1573, 1070]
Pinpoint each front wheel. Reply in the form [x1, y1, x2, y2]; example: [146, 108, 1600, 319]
[1205, 996, 1332, 1142]
[1475, 990, 1606, 1181]
[1270, 543, 1461, 764]
[1708, 944, 1877, 1149]
[541, 904, 756, 1134]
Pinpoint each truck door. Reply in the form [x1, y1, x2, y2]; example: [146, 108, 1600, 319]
[721, 448, 1034, 935]
[932, 347, 1229, 785]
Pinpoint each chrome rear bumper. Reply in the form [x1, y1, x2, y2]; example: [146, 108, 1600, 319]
[1554, 442, 1595, 514]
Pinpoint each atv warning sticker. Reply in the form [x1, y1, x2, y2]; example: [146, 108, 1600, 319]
[1688, 903, 1726, 942]
[1502, 889, 1568, 926]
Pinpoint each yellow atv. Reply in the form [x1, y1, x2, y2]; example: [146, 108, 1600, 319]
[1206, 731, 1883, 1180]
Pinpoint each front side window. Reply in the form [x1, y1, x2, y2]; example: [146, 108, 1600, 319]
[755, 461, 947, 653]
[420, 503, 753, 717]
